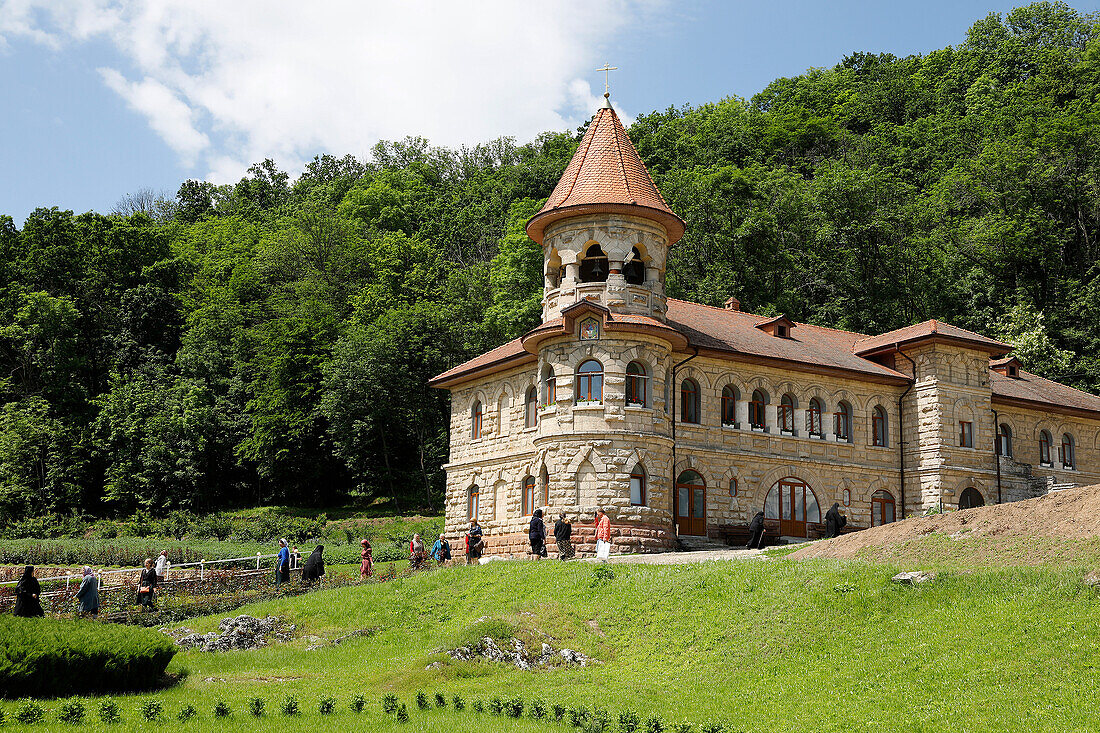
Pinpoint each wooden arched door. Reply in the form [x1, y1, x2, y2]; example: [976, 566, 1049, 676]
[675, 470, 706, 536]
[765, 479, 821, 538]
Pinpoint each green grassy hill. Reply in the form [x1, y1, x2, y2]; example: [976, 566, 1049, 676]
[6, 558, 1099, 731]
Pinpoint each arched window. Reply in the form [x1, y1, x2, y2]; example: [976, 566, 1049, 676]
[749, 389, 768, 430]
[471, 400, 483, 440]
[542, 365, 556, 406]
[681, 379, 700, 424]
[576, 360, 603, 402]
[780, 393, 796, 434]
[522, 475, 536, 516]
[623, 246, 645, 285]
[1039, 430, 1053, 466]
[721, 385, 739, 427]
[959, 487, 984, 510]
[834, 401, 853, 442]
[468, 485, 479, 520]
[1061, 433, 1076, 469]
[807, 397, 824, 437]
[496, 393, 509, 436]
[629, 464, 646, 506]
[871, 490, 896, 526]
[579, 243, 609, 283]
[626, 361, 649, 407]
[540, 465, 550, 505]
[872, 406, 888, 447]
[996, 423, 1013, 458]
[525, 386, 538, 428]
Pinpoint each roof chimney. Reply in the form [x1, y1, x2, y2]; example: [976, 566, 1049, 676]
[724, 296, 740, 311]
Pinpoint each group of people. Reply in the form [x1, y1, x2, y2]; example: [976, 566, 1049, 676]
[275, 539, 327, 585]
[458, 507, 612, 564]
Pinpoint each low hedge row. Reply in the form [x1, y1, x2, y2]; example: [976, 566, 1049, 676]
[0, 616, 176, 698]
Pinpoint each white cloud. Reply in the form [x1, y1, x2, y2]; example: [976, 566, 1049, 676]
[0, 0, 666, 182]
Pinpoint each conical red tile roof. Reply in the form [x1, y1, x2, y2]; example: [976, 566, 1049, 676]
[526, 102, 685, 245]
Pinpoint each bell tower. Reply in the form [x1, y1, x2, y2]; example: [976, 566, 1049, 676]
[525, 94, 685, 323]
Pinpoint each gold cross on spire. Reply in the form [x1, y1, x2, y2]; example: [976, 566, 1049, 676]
[596, 63, 618, 96]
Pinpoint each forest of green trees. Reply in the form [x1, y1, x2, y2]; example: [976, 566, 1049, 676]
[1, 3, 1098, 519]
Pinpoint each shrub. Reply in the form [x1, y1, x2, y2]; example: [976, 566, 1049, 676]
[489, 696, 504, 715]
[0, 708, 5, 725]
[140, 698, 162, 721]
[506, 697, 524, 718]
[434, 691, 447, 708]
[700, 723, 724, 733]
[452, 694, 465, 711]
[645, 714, 665, 733]
[177, 704, 196, 721]
[530, 698, 547, 720]
[381, 694, 399, 714]
[350, 695, 366, 713]
[14, 699, 46, 724]
[396, 703, 409, 723]
[416, 690, 431, 710]
[591, 565, 615, 585]
[554, 703, 568, 721]
[673, 722, 692, 733]
[281, 695, 300, 716]
[98, 699, 121, 724]
[592, 706, 611, 732]
[213, 700, 231, 718]
[57, 698, 86, 724]
[619, 709, 640, 733]
[319, 696, 336, 715]
[472, 699, 485, 713]
[249, 697, 265, 717]
[0, 616, 176, 697]
[569, 706, 590, 727]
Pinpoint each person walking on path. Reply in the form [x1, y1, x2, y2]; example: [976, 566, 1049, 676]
[824, 502, 847, 539]
[529, 509, 548, 559]
[431, 534, 452, 565]
[409, 534, 428, 568]
[154, 550, 169, 580]
[301, 545, 325, 585]
[465, 520, 484, 565]
[554, 513, 574, 560]
[746, 510, 766, 549]
[275, 539, 291, 586]
[359, 539, 374, 580]
[595, 508, 612, 561]
[75, 566, 99, 617]
[137, 559, 158, 611]
[13, 565, 44, 618]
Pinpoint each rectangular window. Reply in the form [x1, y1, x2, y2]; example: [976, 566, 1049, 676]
[959, 421, 973, 448]
[808, 405, 822, 436]
[721, 395, 737, 426]
[1040, 437, 1052, 466]
[626, 374, 648, 406]
[779, 404, 794, 433]
[834, 412, 850, 441]
[872, 413, 886, 447]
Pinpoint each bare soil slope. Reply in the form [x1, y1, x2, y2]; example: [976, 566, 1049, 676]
[789, 485, 1100, 567]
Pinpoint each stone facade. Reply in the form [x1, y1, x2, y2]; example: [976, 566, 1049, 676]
[431, 98, 1100, 557]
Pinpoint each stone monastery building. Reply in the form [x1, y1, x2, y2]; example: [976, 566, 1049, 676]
[430, 95, 1100, 555]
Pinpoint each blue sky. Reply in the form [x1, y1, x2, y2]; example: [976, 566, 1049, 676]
[1, 0, 1097, 226]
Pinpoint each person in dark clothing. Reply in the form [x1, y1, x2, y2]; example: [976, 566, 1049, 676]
[137, 558, 158, 610]
[13, 565, 44, 618]
[553, 513, 574, 560]
[746, 511, 767, 550]
[275, 539, 290, 585]
[75, 566, 99, 617]
[301, 545, 325, 585]
[825, 503, 847, 539]
[465, 520, 484, 565]
[528, 508, 548, 559]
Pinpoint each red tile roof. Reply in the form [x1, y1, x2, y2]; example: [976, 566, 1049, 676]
[664, 300, 908, 381]
[991, 368, 1100, 415]
[427, 338, 532, 387]
[525, 104, 685, 245]
[854, 319, 1011, 356]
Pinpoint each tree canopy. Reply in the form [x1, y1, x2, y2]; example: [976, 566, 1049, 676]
[1, 3, 1098, 516]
